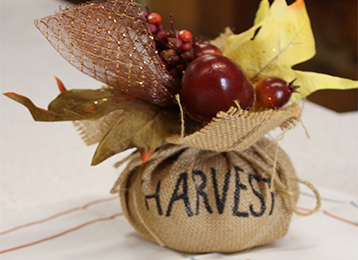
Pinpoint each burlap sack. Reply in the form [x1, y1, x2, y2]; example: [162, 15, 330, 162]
[33, 1, 320, 252]
[111, 137, 319, 253]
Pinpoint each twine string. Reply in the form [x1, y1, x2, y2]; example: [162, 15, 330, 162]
[132, 191, 165, 247]
[291, 177, 321, 216]
[175, 94, 185, 138]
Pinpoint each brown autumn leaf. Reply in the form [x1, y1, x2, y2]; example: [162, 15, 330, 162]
[5, 86, 181, 165]
[91, 105, 180, 165]
[5, 88, 133, 121]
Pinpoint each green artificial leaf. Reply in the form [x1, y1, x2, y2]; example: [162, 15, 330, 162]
[224, 0, 358, 100]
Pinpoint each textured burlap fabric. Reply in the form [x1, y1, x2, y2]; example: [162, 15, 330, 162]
[167, 101, 302, 152]
[72, 100, 302, 152]
[111, 138, 304, 253]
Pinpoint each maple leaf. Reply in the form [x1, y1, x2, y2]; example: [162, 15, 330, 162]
[224, 0, 357, 101]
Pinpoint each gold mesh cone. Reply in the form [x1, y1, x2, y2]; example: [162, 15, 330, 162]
[34, 0, 178, 106]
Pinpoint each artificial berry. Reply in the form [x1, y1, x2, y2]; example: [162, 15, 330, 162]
[167, 30, 178, 38]
[155, 30, 168, 42]
[158, 24, 166, 31]
[181, 54, 254, 122]
[140, 10, 149, 19]
[148, 24, 158, 34]
[255, 77, 299, 109]
[160, 49, 176, 60]
[179, 30, 192, 43]
[168, 38, 183, 51]
[168, 54, 180, 66]
[193, 43, 222, 58]
[182, 42, 193, 52]
[181, 51, 195, 62]
[147, 13, 162, 25]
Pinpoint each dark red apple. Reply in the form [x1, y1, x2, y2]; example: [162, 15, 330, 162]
[181, 54, 254, 122]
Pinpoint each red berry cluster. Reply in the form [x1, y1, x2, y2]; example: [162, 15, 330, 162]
[140, 9, 222, 81]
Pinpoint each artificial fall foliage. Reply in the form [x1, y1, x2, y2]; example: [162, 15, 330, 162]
[224, 0, 358, 100]
[5, 85, 181, 165]
[5, 0, 358, 165]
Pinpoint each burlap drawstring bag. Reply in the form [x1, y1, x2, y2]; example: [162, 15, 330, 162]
[111, 102, 321, 253]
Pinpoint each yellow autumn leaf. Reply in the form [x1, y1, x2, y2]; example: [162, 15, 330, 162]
[253, 0, 270, 25]
[224, 0, 358, 101]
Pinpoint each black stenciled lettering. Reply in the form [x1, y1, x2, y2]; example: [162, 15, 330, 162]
[192, 170, 213, 215]
[263, 178, 275, 215]
[166, 173, 193, 217]
[232, 165, 249, 218]
[211, 168, 231, 214]
[144, 180, 163, 215]
[248, 174, 266, 217]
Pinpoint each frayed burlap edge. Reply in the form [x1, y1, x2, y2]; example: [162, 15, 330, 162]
[166, 101, 302, 152]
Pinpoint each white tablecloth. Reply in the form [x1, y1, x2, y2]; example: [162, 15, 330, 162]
[1, 0, 357, 259]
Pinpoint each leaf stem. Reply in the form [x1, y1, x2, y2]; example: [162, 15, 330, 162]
[250, 21, 307, 81]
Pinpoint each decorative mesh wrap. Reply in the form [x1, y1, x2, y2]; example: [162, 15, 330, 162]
[34, 0, 178, 107]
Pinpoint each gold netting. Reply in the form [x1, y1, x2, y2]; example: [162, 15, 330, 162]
[34, 0, 178, 107]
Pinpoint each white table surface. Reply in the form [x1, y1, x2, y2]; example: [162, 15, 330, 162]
[1, 0, 357, 259]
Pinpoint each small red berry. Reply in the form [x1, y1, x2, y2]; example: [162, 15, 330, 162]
[178, 30, 192, 43]
[158, 24, 166, 31]
[148, 24, 158, 34]
[160, 49, 176, 60]
[155, 30, 168, 42]
[140, 11, 149, 19]
[168, 38, 183, 50]
[181, 51, 195, 62]
[182, 42, 193, 51]
[147, 13, 162, 25]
